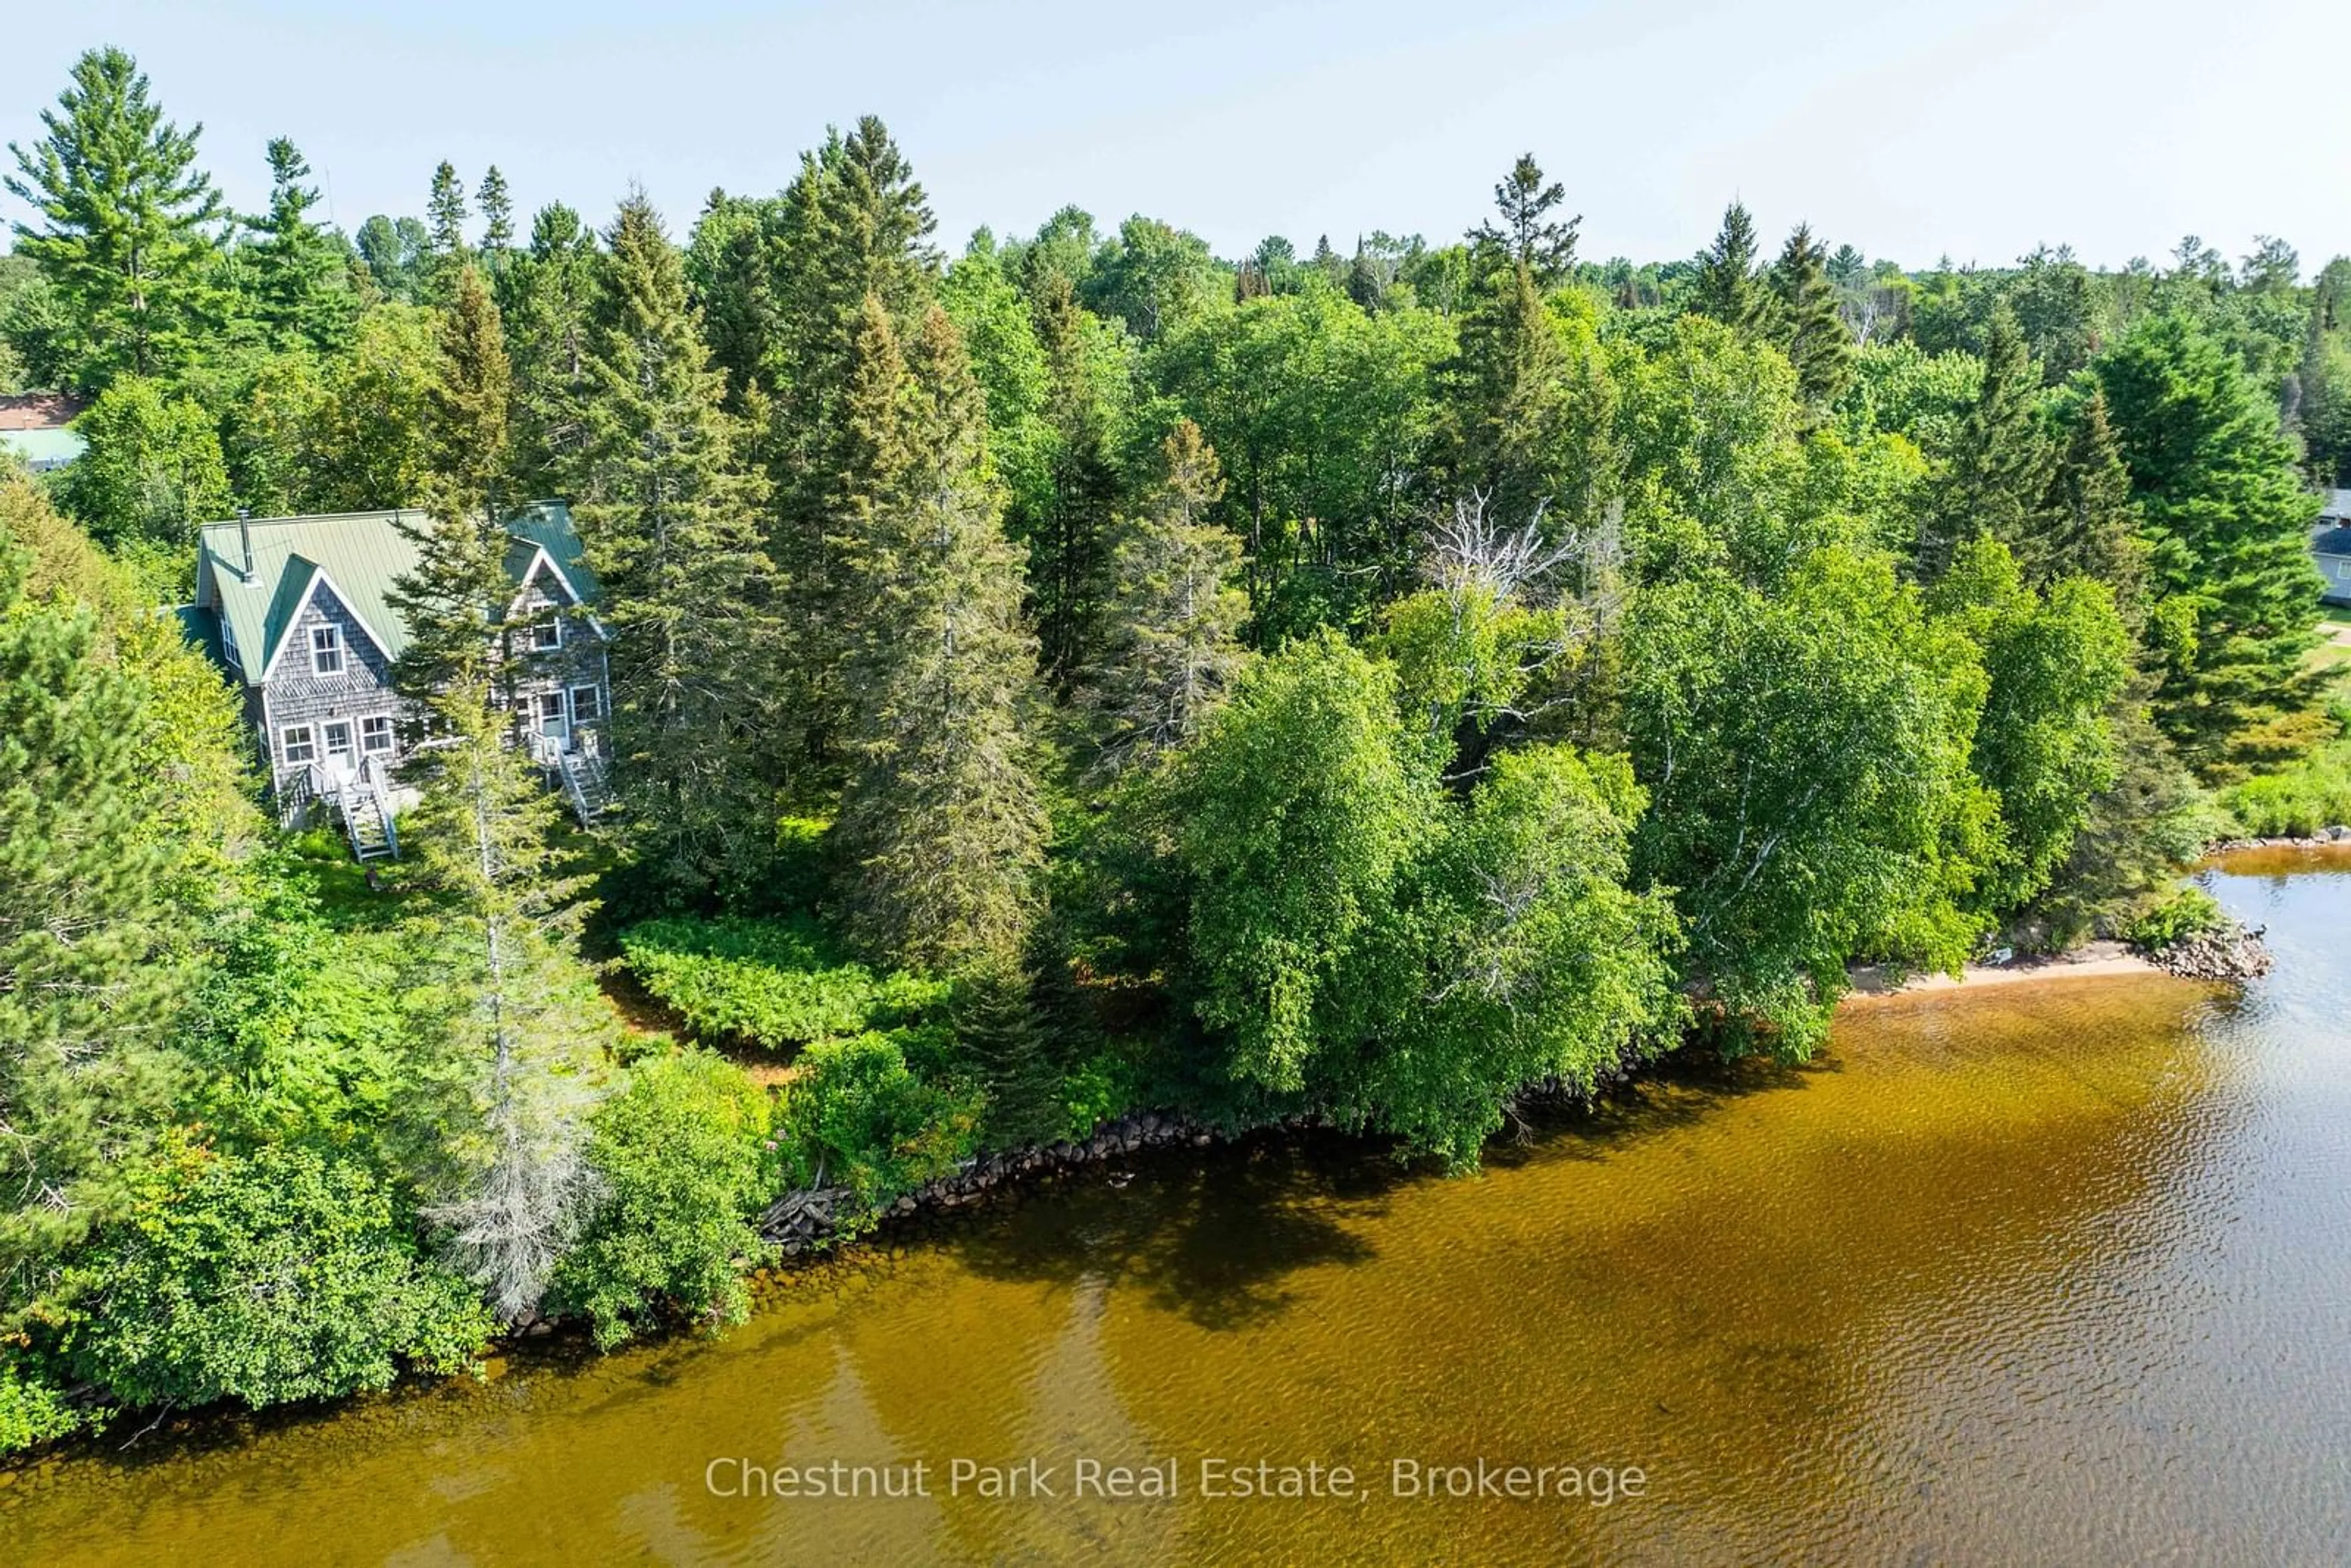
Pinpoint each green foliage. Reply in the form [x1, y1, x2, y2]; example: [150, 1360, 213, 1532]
[2120, 885, 2226, 950]
[777, 1033, 982, 1210]
[2220, 733, 2351, 838]
[0, 1354, 85, 1455]
[58, 376, 230, 551]
[2096, 312, 2323, 776]
[568, 193, 778, 904]
[1930, 537, 2131, 914]
[552, 1049, 773, 1348]
[620, 915, 949, 1049]
[4, 47, 227, 390]
[62, 1144, 493, 1410]
[1624, 547, 1993, 1051]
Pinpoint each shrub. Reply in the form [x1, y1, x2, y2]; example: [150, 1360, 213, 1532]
[0, 1356, 84, 1455]
[620, 915, 950, 1050]
[2219, 740, 2351, 839]
[777, 1033, 981, 1211]
[2121, 885, 2227, 951]
[553, 1049, 776, 1349]
[64, 1145, 495, 1411]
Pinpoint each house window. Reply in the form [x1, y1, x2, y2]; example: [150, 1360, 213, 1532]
[536, 692, 567, 736]
[361, 715, 395, 754]
[281, 725, 316, 764]
[323, 721, 354, 761]
[2336, 560, 2351, 582]
[312, 625, 343, 675]
[569, 685, 601, 724]
[531, 618, 563, 652]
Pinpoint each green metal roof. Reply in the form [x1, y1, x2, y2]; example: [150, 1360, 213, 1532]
[193, 502, 593, 688]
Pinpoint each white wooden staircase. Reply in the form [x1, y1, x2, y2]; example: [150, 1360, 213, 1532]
[327, 762, 399, 862]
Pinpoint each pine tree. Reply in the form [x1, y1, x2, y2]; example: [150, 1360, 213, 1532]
[246, 137, 353, 354]
[0, 525, 193, 1322]
[424, 160, 470, 298]
[1470, 154, 1579, 285]
[1692, 201, 1765, 332]
[1769, 224, 1855, 413]
[500, 203, 600, 495]
[1921, 301, 2049, 577]
[1441, 260, 1618, 532]
[477, 166, 514, 254]
[2097, 313, 2324, 776]
[2038, 386, 2148, 617]
[1084, 419, 1249, 771]
[566, 193, 776, 901]
[833, 302, 1046, 973]
[761, 121, 940, 775]
[5, 47, 227, 390]
[389, 263, 610, 1322]
[1030, 272, 1122, 693]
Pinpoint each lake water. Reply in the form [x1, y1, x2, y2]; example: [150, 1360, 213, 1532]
[7, 852, 2350, 1566]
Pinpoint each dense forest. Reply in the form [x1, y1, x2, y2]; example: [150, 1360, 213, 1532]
[2, 47, 2341, 1450]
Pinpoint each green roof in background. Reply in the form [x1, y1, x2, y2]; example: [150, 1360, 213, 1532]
[193, 501, 591, 688]
[0, 427, 87, 470]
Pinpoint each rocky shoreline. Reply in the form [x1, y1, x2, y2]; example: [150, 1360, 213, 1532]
[2141, 920, 2273, 982]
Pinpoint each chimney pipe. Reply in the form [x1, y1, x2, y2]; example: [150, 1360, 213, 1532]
[236, 508, 253, 580]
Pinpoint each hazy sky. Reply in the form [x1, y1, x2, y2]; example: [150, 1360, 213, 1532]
[6, 0, 2347, 274]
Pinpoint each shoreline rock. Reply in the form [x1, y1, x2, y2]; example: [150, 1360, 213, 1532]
[2140, 920, 2273, 982]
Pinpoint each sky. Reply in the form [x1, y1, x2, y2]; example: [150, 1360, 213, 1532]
[5, 0, 2348, 275]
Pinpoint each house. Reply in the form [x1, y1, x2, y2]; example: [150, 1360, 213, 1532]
[2312, 489, 2351, 606]
[175, 503, 613, 857]
[0, 392, 87, 473]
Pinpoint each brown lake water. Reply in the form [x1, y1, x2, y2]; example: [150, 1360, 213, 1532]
[7, 852, 2351, 1566]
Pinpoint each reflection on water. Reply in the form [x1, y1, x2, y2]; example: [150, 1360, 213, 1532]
[9, 855, 2351, 1566]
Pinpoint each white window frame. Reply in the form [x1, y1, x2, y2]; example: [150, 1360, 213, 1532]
[323, 720, 354, 762]
[2334, 559, 2351, 582]
[530, 617, 563, 652]
[311, 625, 343, 675]
[536, 691, 567, 737]
[569, 685, 601, 724]
[360, 715, 395, 755]
[281, 724, 316, 764]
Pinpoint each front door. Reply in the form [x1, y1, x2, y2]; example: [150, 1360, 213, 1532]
[321, 718, 358, 784]
[535, 691, 569, 751]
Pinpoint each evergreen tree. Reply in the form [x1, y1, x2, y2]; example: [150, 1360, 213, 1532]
[566, 193, 776, 901]
[5, 47, 227, 391]
[390, 263, 610, 1322]
[1084, 419, 1249, 771]
[1441, 260, 1618, 531]
[833, 302, 1046, 973]
[2096, 313, 2323, 776]
[1921, 301, 2049, 577]
[1030, 272, 1123, 692]
[0, 525, 193, 1324]
[500, 203, 600, 495]
[424, 160, 470, 297]
[2038, 386, 2148, 616]
[1769, 224, 1855, 413]
[477, 166, 514, 255]
[246, 137, 353, 354]
[767, 118, 940, 773]
[1470, 154, 1579, 286]
[683, 189, 783, 410]
[1692, 201, 1765, 332]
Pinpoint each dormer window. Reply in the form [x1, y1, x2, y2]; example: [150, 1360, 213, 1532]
[530, 617, 563, 653]
[311, 625, 343, 675]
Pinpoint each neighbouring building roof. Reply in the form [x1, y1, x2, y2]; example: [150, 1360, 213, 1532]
[0, 426, 87, 471]
[2312, 523, 2351, 557]
[0, 392, 84, 431]
[2325, 489, 2351, 523]
[190, 501, 594, 688]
